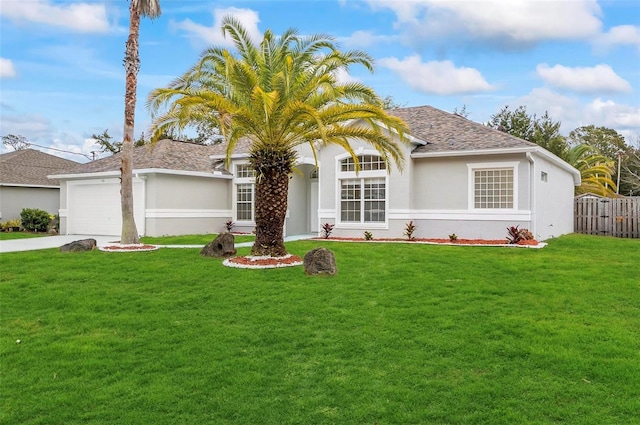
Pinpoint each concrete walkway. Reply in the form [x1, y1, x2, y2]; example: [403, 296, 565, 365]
[0, 233, 316, 253]
[0, 235, 119, 253]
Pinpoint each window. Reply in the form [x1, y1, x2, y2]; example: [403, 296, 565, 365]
[236, 163, 255, 178]
[341, 155, 386, 172]
[340, 178, 386, 223]
[235, 163, 255, 222]
[473, 168, 514, 209]
[541, 171, 548, 182]
[236, 183, 254, 221]
[338, 154, 387, 224]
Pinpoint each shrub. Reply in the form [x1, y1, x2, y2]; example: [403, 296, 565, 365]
[225, 220, 235, 232]
[519, 228, 534, 240]
[404, 221, 416, 241]
[507, 225, 535, 244]
[321, 223, 335, 239]
[20, 208, 51, 232]
[506, 225, 523, 244]
[1, 219, 21, 232]
[449, 233, 458, 242]
[364, 231, 373, 241]
[48, 214, 60, 233]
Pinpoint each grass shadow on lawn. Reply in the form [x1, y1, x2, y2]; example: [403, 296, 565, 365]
[1, 234, 639, 424]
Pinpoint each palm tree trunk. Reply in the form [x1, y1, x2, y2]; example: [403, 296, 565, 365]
[251, 170, 289, 257]
[121, 3, 141, 244]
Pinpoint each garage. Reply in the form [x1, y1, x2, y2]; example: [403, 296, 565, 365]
[67, 178, 145, 236]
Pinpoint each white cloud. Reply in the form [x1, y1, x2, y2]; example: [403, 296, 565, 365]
[537, 63, 632, 94]
[379, 56, 494, 95]
[593, 25, 640, 52]
[172, 7, 262, 48]
[0, 113, 53, 141]
[511, 88, 640, 135]
[341, 30, 397, 48]
[0, 58, 17, 78]
[366, 0, 602, 48]
[584, 98, 640, 130]
[0, 0, 110, 33]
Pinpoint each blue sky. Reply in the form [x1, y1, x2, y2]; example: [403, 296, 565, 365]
[1, 0, 639, 162]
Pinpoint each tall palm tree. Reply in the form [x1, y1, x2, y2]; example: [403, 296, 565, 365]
[148, 16, 409, 257]
[565, 144, 617, 196]
[120, 0, 161, 244]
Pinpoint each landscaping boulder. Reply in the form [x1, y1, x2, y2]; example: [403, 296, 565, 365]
[60, 238, 97, 252]
[303, 247, 337, 276]
[200, 232, 237, 258]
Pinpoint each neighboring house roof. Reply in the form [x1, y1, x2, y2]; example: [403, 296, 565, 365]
[0, 149, 79, 187]
[388, 105, 538, 154]
[52, 139, 231, 178]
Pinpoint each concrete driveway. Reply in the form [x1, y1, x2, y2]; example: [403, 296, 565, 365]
[0, 235, 118, 253]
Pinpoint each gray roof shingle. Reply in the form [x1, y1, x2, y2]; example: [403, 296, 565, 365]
[388, 105, 538, 154]
[0, 149, 79, 186]
[58, 139, 230, 175]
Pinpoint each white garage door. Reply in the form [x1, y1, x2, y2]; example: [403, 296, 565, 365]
[68, 179, 145, 236]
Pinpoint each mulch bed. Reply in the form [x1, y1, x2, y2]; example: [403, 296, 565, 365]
[313, 237, 542, 247]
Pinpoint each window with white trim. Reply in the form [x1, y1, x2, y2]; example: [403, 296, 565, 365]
[473, 168, 514, 209]
[341, 155, 386, 172]
[338, 155, 387, 224]
[234, 163, 255, 222]
[236, 163, 255, 179]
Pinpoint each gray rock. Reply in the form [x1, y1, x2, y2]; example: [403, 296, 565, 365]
[304, 247, 337, 275]
[200, 232, 237, 258]
[60, 238, 97, 252]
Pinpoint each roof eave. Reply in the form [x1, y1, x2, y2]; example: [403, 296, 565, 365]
[0, 182, 60, 188]
[49, 168, 232, 180]
[411, 146, 537, 158]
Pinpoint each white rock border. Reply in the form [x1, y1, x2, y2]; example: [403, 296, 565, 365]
[223, 254, 303, 269]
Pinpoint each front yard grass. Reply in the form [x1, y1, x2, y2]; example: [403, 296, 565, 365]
[1, 234, 638, 424]
[140, 233, 255, 245]
[0, 231, 49, 241]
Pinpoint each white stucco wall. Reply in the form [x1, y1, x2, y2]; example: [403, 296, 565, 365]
[529, 152, 577, 240]
[145, 173, 232, 236]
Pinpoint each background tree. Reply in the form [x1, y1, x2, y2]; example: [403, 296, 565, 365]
[92, 129, 146, 155]
[2, 134, 30, 150]
[453, 104, 470, 118]
[569, 125, 633, 195]
[148, 16, 409, 257]
[120, 0, 161, 245]
[488, 106, 568, 157]
[380, 95, 407, 110]
[565, 144, 617, 196]
[488, 105, 535, 140]
[530, 111, 567, 158]
[621, 135, 640, 196]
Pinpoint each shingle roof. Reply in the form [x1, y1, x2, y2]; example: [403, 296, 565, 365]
[48, 106, 540, 179]
[0, 149, 79, 186]
[58, 139, 229, 175]
[388, 105, 538, 154]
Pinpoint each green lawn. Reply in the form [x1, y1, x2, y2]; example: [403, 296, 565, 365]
[140, 233, 255, 245]
[0, 231, 49, 241]
[1, 234, 638, 424]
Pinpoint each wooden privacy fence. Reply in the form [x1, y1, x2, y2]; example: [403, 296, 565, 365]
[574, 197, 640, 238]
